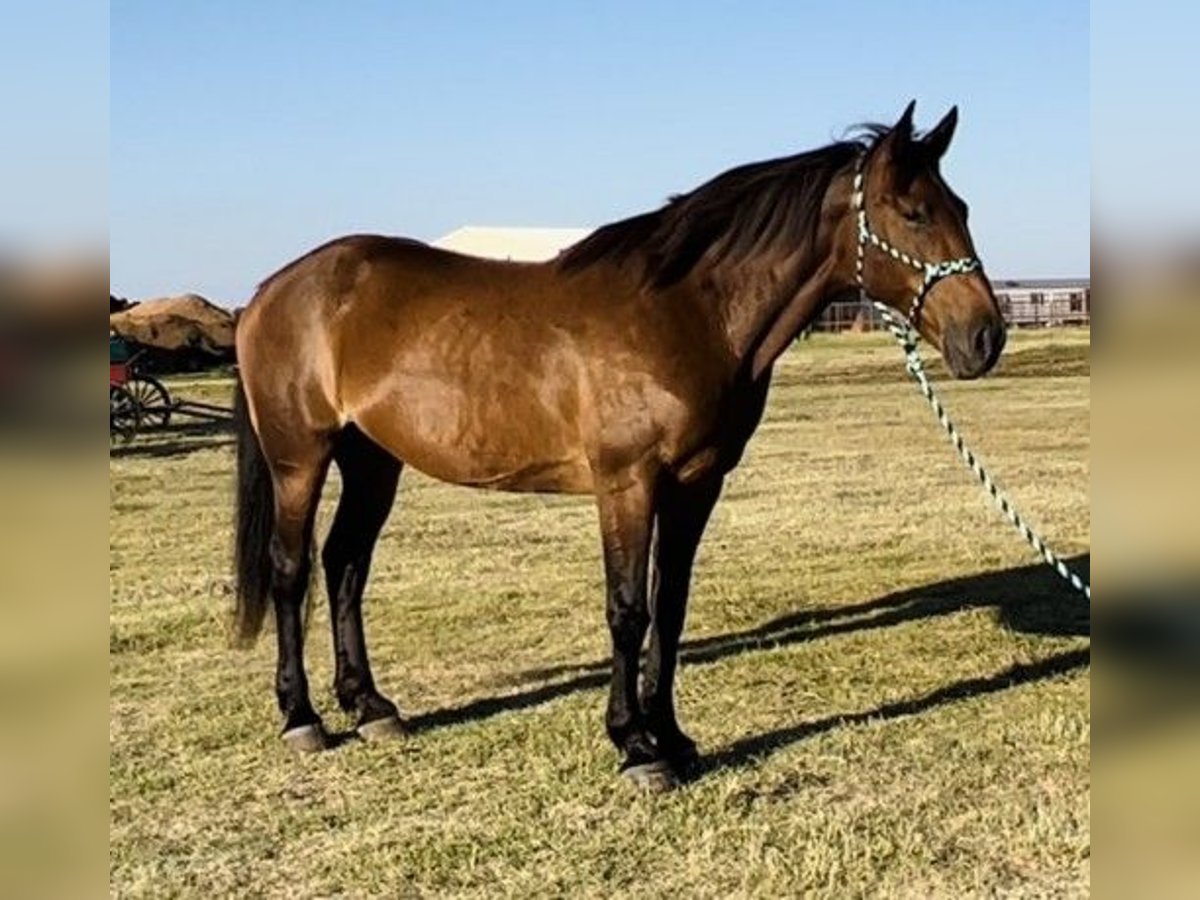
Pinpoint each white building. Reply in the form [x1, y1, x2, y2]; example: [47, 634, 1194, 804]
[433, 226, 592, 262]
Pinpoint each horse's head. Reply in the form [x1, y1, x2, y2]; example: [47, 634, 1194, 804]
[852, 102, 1006, 379]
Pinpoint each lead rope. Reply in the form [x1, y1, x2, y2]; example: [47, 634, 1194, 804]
[853, 156, 1090, 601]
[872, 302, 1090, 600]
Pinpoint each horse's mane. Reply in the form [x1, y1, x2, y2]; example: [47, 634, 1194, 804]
[558, 127, 889, 289]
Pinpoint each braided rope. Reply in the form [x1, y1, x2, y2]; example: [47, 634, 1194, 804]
[872, 301, 1091, 600]
[852, 152, 1089, 600]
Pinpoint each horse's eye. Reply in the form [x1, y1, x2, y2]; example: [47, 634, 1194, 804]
[901, 206, 929, 226]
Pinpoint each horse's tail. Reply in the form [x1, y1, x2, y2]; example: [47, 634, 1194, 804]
[232, 373, 275, 646]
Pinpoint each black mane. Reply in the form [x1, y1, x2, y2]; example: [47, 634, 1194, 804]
[558, 129, 886, 289]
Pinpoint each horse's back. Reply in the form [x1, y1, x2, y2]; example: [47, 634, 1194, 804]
[238, 234, 598, 490]
[236, 232, 733, 493]
[238, 233, 536, 375]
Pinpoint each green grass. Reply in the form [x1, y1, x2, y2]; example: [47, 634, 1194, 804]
[110, 328, 1090, 897]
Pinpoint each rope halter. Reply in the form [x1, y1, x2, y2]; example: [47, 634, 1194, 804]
[852, 153, 982, 325]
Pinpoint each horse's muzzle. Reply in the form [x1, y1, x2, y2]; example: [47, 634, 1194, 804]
[944, 316, 1007, 379]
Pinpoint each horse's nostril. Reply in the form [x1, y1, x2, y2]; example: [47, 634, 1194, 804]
[970, 320, 1006, 367]
[973, 325, 990, 358]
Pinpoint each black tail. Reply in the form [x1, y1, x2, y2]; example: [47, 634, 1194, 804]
[233, 375, 275, 646]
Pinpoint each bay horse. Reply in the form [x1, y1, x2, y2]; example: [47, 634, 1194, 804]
[232, 102, 1006, 790]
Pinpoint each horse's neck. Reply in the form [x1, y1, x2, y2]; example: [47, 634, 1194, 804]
[696, 166, 852, 380]
[711, 251, 841, 380]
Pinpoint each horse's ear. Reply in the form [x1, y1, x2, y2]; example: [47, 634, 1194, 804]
[923, 106, 958, 159]
[894, 100, 917, 138]
[878, 100, 917, 169]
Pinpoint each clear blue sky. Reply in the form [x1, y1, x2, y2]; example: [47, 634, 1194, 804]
[111, 1, 1088, 305]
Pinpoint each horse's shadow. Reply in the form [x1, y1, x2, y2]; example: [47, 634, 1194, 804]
[700, 647, 1090, 776]
[507, 553, 1091, 690]
[360, 556, 1092, 771]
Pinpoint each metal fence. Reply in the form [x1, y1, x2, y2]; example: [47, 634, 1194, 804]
[994, 290, 1090, 327]
[810, 288, 1090, 333]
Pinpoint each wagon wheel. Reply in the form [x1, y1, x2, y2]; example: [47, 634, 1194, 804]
[126, 374, 172, 428]
[110, 384, 141, 441]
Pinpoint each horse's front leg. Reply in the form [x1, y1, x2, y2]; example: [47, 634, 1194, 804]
[640, 472, 724, 774]
[594, 464, 674, 790]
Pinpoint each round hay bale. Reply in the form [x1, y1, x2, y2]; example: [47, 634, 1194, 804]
[109, 294, 235, 354]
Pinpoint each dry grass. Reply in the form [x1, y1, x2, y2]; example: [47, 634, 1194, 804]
[110, 328, 1090, 898]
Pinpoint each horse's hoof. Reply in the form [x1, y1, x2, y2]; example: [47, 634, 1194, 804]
[281, 722, 329, 753]
[357, 714, 407, 742]
[669, 743, 701, 775]
[622, 759, 682, 793]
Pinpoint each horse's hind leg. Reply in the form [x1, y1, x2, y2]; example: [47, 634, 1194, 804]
[268, 445, 333, 751]
[322, 426, 405, 740]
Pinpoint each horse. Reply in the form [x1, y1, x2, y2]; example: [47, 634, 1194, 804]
[232, 102, 1006, 791]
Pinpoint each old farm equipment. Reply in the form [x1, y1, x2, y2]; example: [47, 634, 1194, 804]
[109, 335, 232, 440]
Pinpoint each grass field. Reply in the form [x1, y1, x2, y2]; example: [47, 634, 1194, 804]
[109, 328, 1090, 898]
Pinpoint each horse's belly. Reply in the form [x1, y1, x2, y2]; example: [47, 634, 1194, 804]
[432, 455, 593, 493]
[351, 375, 593, 494]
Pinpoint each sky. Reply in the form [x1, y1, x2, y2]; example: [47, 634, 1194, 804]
[110, 1, 1089, 305]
